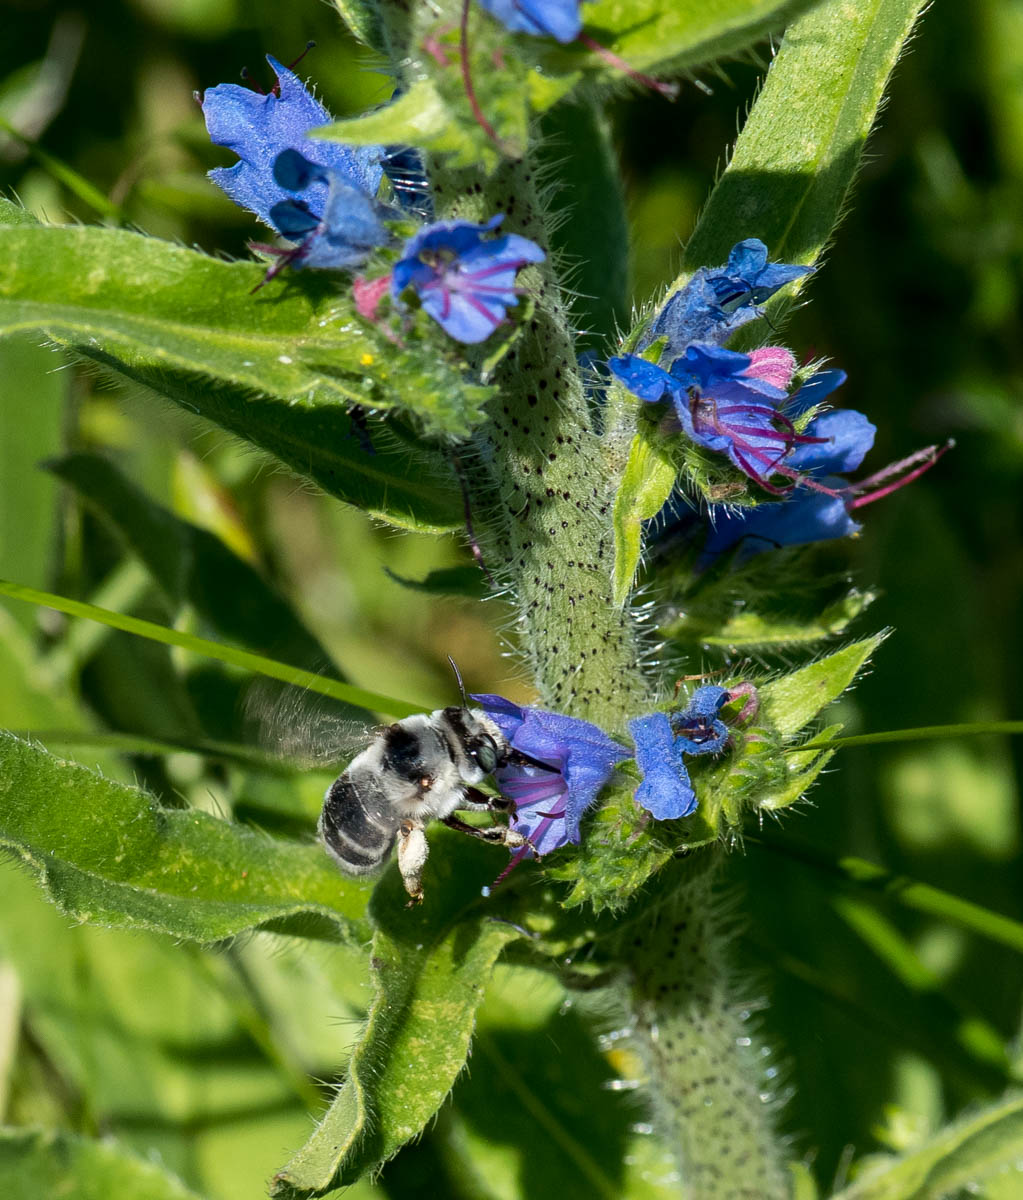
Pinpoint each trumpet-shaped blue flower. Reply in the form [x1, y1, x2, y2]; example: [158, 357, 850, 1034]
[472, 694, 629, 858]
[200, 56, 389, 270]
[629, 686, 731, 820]
[393, 216, 545, 344]
[644, 239, 810, 358]
[478, 0, 582, 42]
[610, 342, 834, 492]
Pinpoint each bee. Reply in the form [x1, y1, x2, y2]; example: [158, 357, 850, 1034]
[318, 663, 554, 903]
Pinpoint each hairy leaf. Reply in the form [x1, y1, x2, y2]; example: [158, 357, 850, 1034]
[758, 636, 883, 737]
[0, 216, 494, 438]
[681, 0, 928, 290]
[331, 0, 387, 53]
[272, 833, 522, 1195]
[0, 1127, 202, 1200]
[611, 431, 677, 607]
[0, 732, 372, 944]
[832, 1094, 1023, 1200]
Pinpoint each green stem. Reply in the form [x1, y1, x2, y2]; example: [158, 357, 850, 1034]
[794, 720, 1023, 751]
[616, 853, 788, 1200]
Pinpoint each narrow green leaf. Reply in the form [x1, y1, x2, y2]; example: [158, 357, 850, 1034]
[49, 452, 336, 671]
[536, 100, 629, 349]
[0, 221, 494, 437]
[758, 635, 884, 737]
[681, 0, 927, 288]
[612, 431, 677, 607]
[0, 116, 124, 222]
[331, 0, 387, 53]
[832, 1095, 1023, 1200]
[272, 834, 522, 1195]
[98, 358, 463, 533]
[0, 731, 372, 943]
[0, 1127, 203, 1200]
[0, 577, 422, 719]
[0, 336, 64, 631]
[570, 0, 820, 76]
[384, 564, 487, 598]
[754, 833, 1023, 958]
[800, 720, 1023, 751]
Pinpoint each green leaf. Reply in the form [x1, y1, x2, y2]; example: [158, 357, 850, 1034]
[537, 100, 630, 350]
[0, 219, 494, 438]
[331, 0, 387, 53]
[611, 431, 677, 607]
[832, 1094, 1023, 1200]
[758, 635, 884, 737]
[0, 336, 64, 631]
[570, 0, 821, 76]
[0, 577, 422, 718]
[383, 564, 487, 598]
[0, 731, 373, 944]
[0, 1127, 203, 1200]
[102, 358, 462, 533]
[272, 832, 522, 1195]
[680, 0, 928, 293]
[49, 452, 335, 670]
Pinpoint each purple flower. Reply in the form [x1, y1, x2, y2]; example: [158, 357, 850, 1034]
[477, 0, 582, 42]
[200, 56, 388, 270]
[472, 694, 629, 858]
[610, 342, 835, 493]
[392, 216, 545, 344]
[644, 239, 810, 358]
[629, 686, 731, 820]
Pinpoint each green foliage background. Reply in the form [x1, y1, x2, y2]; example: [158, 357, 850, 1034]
[0, 1, 1021, 1197]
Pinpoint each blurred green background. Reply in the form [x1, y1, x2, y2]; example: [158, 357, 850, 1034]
[1, 1, 1022, 1196]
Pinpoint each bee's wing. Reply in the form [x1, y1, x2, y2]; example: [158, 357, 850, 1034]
[243, 678, 376, 770]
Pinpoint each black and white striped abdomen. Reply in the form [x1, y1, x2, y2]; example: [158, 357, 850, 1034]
[318, 771, 398, 876]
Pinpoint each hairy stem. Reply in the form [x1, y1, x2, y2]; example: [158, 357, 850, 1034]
[429, 156, 646, 727]
[617, 852, 788, 1200]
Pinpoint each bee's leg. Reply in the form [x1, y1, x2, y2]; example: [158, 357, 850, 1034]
[442, 814, 537, 857]
[397, 818, 429, 906]
[458, 786, 517, 818]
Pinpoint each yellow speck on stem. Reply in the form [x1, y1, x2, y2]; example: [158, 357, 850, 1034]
[360, 352, 375, 367]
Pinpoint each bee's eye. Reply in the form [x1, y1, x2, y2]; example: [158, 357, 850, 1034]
[473, 736, 499, 774]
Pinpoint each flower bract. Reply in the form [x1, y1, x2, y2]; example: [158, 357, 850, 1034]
[477, 0, 582, 42]
[393, 216, 545, 344]
[472, 694, 629, 857]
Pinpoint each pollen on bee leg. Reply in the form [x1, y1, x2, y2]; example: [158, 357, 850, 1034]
[398, 819, 429, 904]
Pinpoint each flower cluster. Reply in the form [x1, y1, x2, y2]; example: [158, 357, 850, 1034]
[201, 55, 544, 341]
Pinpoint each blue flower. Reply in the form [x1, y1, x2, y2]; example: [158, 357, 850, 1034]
[200, 55, 388, 270]
[609, 342, 836, 492]
[477, 0, 582, 42]
[629, 686, 731, 820]
[699, 371, 950, 561]
[392, 216, 545, 344]
[644, 239, 810, 358]
[472, 694, 630, 858]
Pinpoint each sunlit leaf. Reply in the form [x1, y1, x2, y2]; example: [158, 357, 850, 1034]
[611, 431, 677, 607]
[272, 833, 523, 1195]
[832, 1094, 1023, 1200]
[0, 732, 372, 944]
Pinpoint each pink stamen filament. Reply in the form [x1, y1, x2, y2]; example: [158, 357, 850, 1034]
[847, 440, 953, 509]
[577, 32, 679, 98]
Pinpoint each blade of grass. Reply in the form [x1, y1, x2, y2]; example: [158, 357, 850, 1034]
[0, 577, 422, 720]
[793, 720, 1023, 752]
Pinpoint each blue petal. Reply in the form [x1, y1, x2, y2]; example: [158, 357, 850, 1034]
[629, 713, 698, 820]
[477, 0, 582, 42]
[607, 354, 680, 403]
[702, 487, 860, 563]
[201, 56, 382, 232]
[672, 685, 730, 755]
[643, 273, 757, 355]
[785, 369, 848, 418]
[786, 408, 876, 476]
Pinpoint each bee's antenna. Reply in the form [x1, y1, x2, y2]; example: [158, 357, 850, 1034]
[448, 656, 469, 706]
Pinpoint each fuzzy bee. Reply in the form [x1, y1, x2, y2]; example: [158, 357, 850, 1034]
[316, 668, 555, 903]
